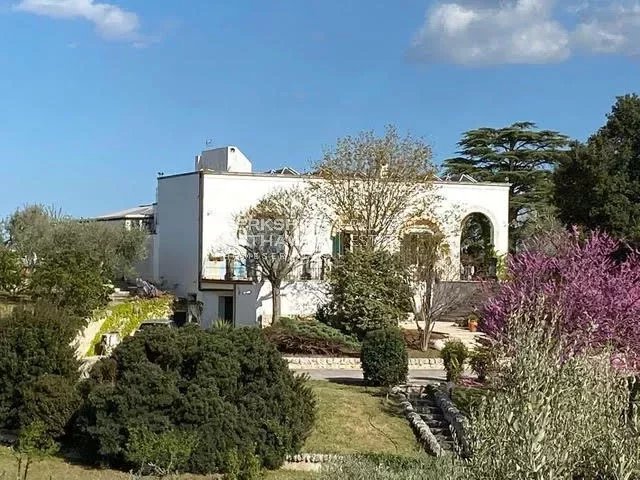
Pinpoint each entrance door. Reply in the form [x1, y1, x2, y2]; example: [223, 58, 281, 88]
[234, 284, 260, 327]
[218, 295, 234, 324]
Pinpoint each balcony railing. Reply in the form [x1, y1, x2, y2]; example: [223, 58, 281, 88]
[460, 257, 497, 281]
[202, 254, 333, 282]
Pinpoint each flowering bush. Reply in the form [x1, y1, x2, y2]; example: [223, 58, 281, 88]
[482, 230, 640, 367]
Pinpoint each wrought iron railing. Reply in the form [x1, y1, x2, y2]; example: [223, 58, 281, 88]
[203, 254, 333, 282]
[460, 258, 497, 281]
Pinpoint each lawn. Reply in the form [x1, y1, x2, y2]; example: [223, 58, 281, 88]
[303, 380, 422, 457]
[0, 380, 417, 479]
[0, 447, 319, 479]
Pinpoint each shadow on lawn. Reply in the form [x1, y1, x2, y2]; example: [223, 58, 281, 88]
[326, 377, 366, 386]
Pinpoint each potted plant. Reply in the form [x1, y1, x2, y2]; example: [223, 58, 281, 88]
[467, 314, 479, 332]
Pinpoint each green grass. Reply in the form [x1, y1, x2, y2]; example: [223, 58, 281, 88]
[303, 381, 422, 457]
[0, 446, 319, 479]
[88, 296, 173, 355]
[266, 470, 319, 479]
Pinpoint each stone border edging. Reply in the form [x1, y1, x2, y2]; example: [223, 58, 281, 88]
[285, 356, 443, 370]
[429, 384, 472, 459]
[390, 386, 444, 457]
[285, 453, 344, 463]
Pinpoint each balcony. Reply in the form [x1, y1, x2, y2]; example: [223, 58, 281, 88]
[202, 254, 333, 283]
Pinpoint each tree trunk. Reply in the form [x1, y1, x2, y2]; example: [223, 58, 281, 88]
[421, 320, 433, 352]
[271, 281, 282, 325]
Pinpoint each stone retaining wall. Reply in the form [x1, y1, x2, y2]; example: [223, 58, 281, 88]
[285, 356, 443, 370]
[429, 385, 472, 458]
[286, 453, 343, 463]
[391, 386, 443, 456]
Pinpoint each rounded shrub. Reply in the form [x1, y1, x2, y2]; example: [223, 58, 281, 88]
[19, 374, 80, 441]
[361, 328, 408, 387]
[469, 344, 495, 383]
[76, 325, 316, 475]
[0, 302, 79, 432]
[441, 340, 468, 383]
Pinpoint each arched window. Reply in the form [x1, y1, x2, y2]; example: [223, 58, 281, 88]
[399, 219, 443, 267]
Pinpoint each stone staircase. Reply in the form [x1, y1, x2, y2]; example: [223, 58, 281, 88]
[409, 389, 455, 452]
[432, 282, 492, 350]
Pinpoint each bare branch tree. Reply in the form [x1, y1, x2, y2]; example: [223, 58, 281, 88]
[237, 187, 318, 324]
[400, 226, 472, 351]
[310, 125, 436, 250]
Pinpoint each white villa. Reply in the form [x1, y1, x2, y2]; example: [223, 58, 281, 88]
[98, 146, 510, 328]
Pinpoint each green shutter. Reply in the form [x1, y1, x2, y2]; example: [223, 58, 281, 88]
[332, 234, 342, 257]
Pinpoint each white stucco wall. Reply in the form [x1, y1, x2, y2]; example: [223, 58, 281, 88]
[200, 174, 332, 279]
[258, 280, 330, 326]
[135, 234, 158, 283]
[156, 173, 201, 297]
[198, 173, 509, 273]
[431, 182, 510, 266]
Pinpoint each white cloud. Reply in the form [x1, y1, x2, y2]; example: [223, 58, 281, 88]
[572, 1, 640, 55]
[14, 0, 140, 41]
[411, 0, 570, 65]
[411, 0, 640, 65]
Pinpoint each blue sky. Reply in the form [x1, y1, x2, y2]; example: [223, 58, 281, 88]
[1, 0, 639, 218]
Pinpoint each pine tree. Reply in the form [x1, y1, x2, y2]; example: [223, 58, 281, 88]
[554, 94, 640, 243]
[445, 122, 569, 250]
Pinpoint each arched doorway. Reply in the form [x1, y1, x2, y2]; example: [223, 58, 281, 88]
[460, 213, 495, 280]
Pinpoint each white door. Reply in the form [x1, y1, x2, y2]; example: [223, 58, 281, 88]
[234, 284, 260, 327]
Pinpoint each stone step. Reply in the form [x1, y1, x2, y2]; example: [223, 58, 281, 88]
[420, 416, 447, 427]
[429, 427, 453, 437]
[414, 400, 437, 407]
[419, 409, 445, 419]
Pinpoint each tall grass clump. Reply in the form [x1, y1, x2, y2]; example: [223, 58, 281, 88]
[321, 454, 461, 480]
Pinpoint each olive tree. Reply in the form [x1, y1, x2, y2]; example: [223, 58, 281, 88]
[237, 187, 319, 324]
[2, 205, 147, 318]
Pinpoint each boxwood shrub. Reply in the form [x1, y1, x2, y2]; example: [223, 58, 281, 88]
[76, 325, 316, 475]
[441, 340, 469, 383]
[361, 327, 408, 387]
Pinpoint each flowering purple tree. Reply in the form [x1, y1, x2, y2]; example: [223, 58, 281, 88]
[482, 230, 640, 367]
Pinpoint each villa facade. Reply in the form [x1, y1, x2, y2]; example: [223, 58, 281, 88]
[99, 146, 510, 328]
